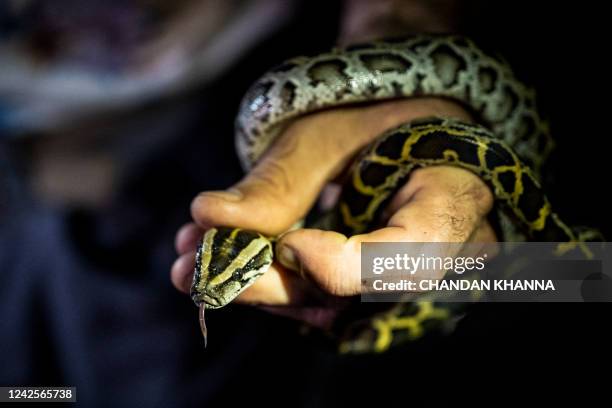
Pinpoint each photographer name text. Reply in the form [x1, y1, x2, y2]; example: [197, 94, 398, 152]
[371, 279, 555, 292]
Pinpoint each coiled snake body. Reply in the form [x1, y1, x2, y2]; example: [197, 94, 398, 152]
[191, 35, 599, 353]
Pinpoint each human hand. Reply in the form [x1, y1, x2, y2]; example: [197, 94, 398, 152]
[171, 97, 497, 329]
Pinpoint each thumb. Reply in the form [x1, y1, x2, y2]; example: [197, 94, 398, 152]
[190, 111, 355, 235]
[190, 98, 472, 235]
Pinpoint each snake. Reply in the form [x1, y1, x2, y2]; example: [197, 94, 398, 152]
[190, 35, 601, 353]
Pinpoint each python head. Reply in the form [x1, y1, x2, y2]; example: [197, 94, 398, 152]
[191, 226, 273, 308]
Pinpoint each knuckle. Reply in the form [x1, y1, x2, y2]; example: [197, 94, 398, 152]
[250, 160, 293, 197]
[324, 258, 345, 294]
[432, 208, 474, 242]
[241, 162, 305, 220]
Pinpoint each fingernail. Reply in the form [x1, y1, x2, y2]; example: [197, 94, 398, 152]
[277, 245, 299, 271]
[201, 188, 243, 202]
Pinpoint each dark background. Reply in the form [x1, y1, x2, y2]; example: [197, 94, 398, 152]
[1, 1, 610, 406]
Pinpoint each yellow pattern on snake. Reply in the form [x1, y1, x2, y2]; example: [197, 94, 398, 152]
[192, 118, 600, 353]
[190, 35, 602, 353]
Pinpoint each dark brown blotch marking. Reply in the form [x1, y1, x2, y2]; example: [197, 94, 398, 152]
[279, 81, 297, 111]
[478, 66, 498, 94]
[359, 53, 413, 73]
[307, 59, 349, 87]
[485, 140, 517, 169]
[429, 44, 468, 87]
[516, 172, 546, 223]
[409, 130, 480, 167]
[375, 131, 410, 160]
[359, 161, 399, 187]
[496, 170, 517, 195]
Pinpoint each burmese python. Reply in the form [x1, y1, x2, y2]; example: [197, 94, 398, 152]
[190, 35, 599, 353]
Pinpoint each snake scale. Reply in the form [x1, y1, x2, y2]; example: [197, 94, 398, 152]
[190, 35, 600, 353]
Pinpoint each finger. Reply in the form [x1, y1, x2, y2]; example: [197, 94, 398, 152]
[175, 222, 203, 255]
[191, 99, 473, 236]
[171, 245, 303, 303]
[171, 250, 197, 293]
[172, 253, 323, 306]
[319, 183, 342, 211]
[234, 263, 308, 306]
[277, 228, 358, 296]
[173, 223, 497, 301]
[277, 226, 453, 297]
[276, 170, 495, 296]
[190, 114, 355, 235]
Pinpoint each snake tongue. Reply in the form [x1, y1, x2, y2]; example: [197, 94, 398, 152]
[199, 303, 208, 348]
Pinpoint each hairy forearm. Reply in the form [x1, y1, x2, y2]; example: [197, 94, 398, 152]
[338, 0, 463, 45]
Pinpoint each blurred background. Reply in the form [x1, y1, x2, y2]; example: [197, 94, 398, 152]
[1, 0, 611, 406]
